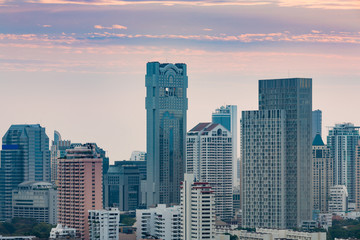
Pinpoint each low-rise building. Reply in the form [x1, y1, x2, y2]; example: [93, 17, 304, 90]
[232, 228, 326, 240]
[49, 224, 76, 239]
[88, 208, 120, 240]
[12, 181, 57, 225]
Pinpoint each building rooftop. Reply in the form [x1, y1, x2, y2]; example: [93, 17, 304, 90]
[313, 134, 325, 146]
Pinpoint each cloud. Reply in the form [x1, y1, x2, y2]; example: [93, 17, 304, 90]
[94, 24, 127, 30]
[43, 25, 52, 28]
[203, 28, 213, 31]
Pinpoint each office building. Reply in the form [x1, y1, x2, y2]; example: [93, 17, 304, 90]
[50, 131, 71, 184]
[327, 123, 360, 203]
[104, 164, 140, 211]
[57, 144, 103, 240]
[0, 124, 50, 221]
[12, 181, 57, 225]
[88, 208, 120, 240]
[130, 151, 146, 161]
[242, 78, 312, 229]
[145, 62, 188, 206]
[328, 185, 348, 212]
[186, 122, 233, 220]
[212, 105, 238, 187]
[312, 134, 333, 213]
[136, 204, 181, 240]
[312, 110, 322, 141]
[181, 173, 215, 240]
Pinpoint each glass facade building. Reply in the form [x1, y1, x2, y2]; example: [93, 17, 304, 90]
[312, 110, 322, 141]
[145, 62, 188, 206]
[0, 124, 50, 221]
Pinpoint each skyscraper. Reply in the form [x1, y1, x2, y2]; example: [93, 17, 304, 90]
[145, 62, 188, 206]
[57, 144, 103, 240]
[0, 124, 50, 221]
[355, 142, 360, 210]
[242, 78, 312, 229]
[312, 134, 333, 213]
[50, 131, 71, 184]
[327, 123, 360, 203]
[312, 110, 322, 141]
[212, 105, 238, 187]
[186, 122, 233, 220]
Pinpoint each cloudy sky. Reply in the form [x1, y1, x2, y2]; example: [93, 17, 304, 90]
[0, 0, 359, 161]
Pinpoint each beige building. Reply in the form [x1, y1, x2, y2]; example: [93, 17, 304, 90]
[232, 228, 326, 240]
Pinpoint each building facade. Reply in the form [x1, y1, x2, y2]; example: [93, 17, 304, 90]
[50, 131, 71, 184]
[242, 110, 286, 229]
[327, 123, 360, 203]
[186, 122, 233, 220]
[12, 181, 57, 225]
[356, 142, 360, 210]
[145, 62, 188, 206]
[312, 134, 333, 213]
[312, 110, 322, 141]
[181, 173, 215, 240]
[88, 208, 120, 240]
[136, 204, 181, 240]
[212, 105, 238, 187]
[0, 124, 50, 221]
[104, 164, 141, 211]
[258, 78, 312, 228]
[57, 144, 103, 240]
[328, 185, 348, 212]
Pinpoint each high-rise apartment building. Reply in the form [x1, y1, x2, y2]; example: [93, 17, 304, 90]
[242, 110, 286, 228]
[327, 123, 360, 203]
[145, 62, 188, 206]
[0, 124, 50, 221]
[136, 204, 181, 240]
[50, 131, 71, 184]
[186, 122, 233, 220]
[57, 144, 103, 240]
[312, 134, 333, 213]
[88, 208, 120, 240]
[212, 105, 238, 187]
[180, 173, 215, 240]
[312, 110, 322, 141]
[356, 142, 360, 210]
[12, 181, 57, 225]
[242, 78, 312, 229]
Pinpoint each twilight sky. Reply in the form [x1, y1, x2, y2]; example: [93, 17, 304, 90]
[0, 0, 359, 162]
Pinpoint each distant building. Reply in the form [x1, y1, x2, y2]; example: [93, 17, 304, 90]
[50, 131, 71, 184]
[232, 228, 326, 240]
[146, 62, 188, 207]
[104, 164, 141, 211]
[329, 185, 348, 212]
[49, 224, 76, 239]
[187, 122, 233, 220]
[12, 181, 57, 225]
[181, 173, 216, 240]
[327, 123, 360, 203]
[356, 142, 360, 210]
[136, 204, 181, 240]
[57, 144, 103, 240]
[212, 105, 238, 187]
[0, 124, 50, 221]
[88, 208, 120, 240]
[130, 151, 146, 161]
[312, 110, 322, 141]
[0, 236, 36, 240]
[312, 134, 333, 213]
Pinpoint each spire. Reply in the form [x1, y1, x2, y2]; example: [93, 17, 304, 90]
[312, 133, 324, 146]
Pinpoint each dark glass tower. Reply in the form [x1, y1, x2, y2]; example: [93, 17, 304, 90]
[258, 78, 312, 228]
[0, 124, 50, 220]
[145, 62, 188, 206]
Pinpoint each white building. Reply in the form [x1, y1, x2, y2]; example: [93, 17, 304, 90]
[232, 228, 326, 240]
[181, 173, 216, 240]
[136, 204, 181, 240]
[49, 224, 76, 239]
[88, 208, 120, 240]
[12, 181, 57, 225]
[329, 185, 348, 212]
[186, 122, 233, 220]
[130, 151, 146, 161]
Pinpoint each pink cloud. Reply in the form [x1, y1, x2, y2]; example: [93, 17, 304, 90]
[94, 24, 127, 30]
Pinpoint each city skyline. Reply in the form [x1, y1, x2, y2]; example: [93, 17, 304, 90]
[0, 0, 359, 162]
